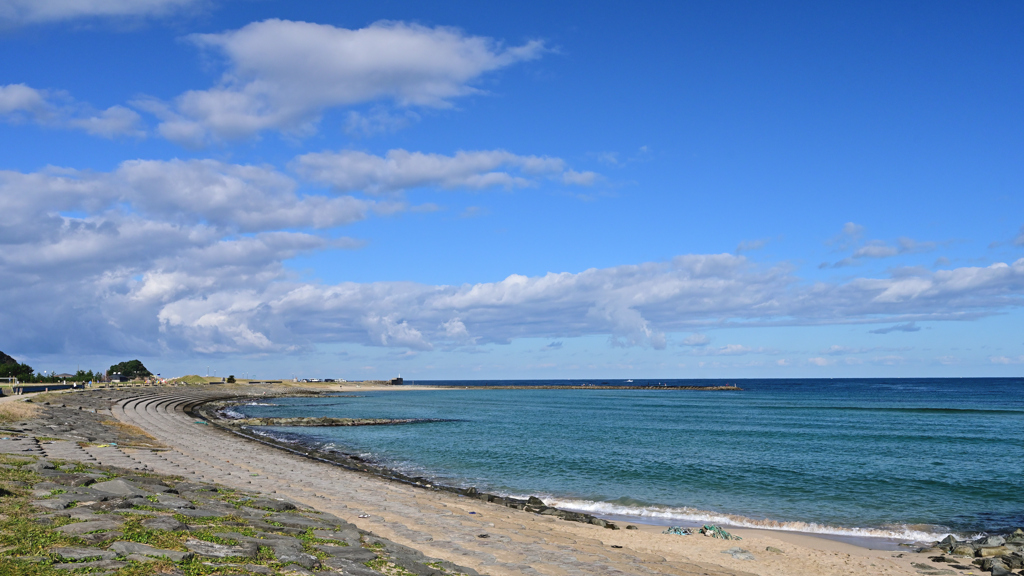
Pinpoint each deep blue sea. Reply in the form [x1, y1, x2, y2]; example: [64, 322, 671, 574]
[230, 378, 1024, 541]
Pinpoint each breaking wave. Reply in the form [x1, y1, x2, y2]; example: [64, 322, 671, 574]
[543, 498, 965, 542]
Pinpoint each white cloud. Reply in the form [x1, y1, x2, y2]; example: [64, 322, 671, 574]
[853, 240, 899, 259]
[3, 157, 1024, 357]
[146, 20, 545, 144]
[0, 83, 143, 138]
[681, 333, 709, 346]
[0, 0, 201, 23]
[0, 83, 48, 115]
[292, 149, 593, 194]
[66, 105, 144, 138]
[990, 355, 1024, 365]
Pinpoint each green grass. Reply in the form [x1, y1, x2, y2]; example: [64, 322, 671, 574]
[1, 453, 438, 576]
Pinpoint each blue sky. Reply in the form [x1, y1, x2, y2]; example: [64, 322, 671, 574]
[1, 0, 1022, 379]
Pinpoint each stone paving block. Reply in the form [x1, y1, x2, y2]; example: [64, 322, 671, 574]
[110, 540, 194, 561]
[56, 518, 125, 535]
[185, 538, 258, 558]
[53, 547, 117, 561]
[52, 559, 127, 572]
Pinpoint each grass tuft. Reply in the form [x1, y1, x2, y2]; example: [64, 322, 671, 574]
[0, 402, 40, 425]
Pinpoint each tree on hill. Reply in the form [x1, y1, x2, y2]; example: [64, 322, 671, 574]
[0, 350, 34, 380]
[108, 360, 152, 380]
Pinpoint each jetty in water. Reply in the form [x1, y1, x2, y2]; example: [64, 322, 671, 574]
[436, 384, 743, 391]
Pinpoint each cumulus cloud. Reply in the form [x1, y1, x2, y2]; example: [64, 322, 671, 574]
[292, 149, 595, 194]
[0, 159, 380, 237]
[144, 20, 545, 144]
[142, 254, 1024, 354]
[822, 222, 938, 268]
[0, 83, 143, 138]
[3, 157, 1024, 357]
[0, 0, 200, 24]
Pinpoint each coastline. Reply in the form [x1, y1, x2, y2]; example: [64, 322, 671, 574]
[208, 383, 942, 551]
[0, 384, 963, 575]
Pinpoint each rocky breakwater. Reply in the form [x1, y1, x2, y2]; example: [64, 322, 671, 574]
[456, 489, 623, 530]
[918, 530, 1024, 576]
[216, 416, 447, 428]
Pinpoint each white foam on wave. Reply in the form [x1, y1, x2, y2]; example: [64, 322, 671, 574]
[543, 498, 960, 542]
[219, 407, 246, 419]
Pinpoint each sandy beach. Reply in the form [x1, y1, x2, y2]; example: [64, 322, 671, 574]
[0, 383, 954, 576]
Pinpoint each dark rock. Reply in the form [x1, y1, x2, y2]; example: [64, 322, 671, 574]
[312, 528, 361, 546]
[626, 525, 639, 530]
[320, 557, 387, 575]
[78, 531, 122, 545]
[249, 520, 305, 535]
[174, 482, 218, 492]
[606, 523, 620, 530]
[52, 559, 127, 571]
[53, 547, 117, 561]
[527, 496, 545, 506]
[263, 513, 334, 529]
[110, 541, 194, 561]
[90, 479, 148, 498]
[27, 460, 55, 472]
[153, 494, 193, 508]
[56, 518, 125, 535]
[316, 545, 378, 562]
[47, 473, 96, 487]
[590, 518, 607, 527]
[175, 507, 231, 518]
[185, 538, 258, 559]
[255, 537, 318, 569]
[114, 496, 148, 509]
[991, 559, 1011, 576]
[32, 498, 70, 510]
[245, 498, 296, 511]
[140, 516, 188, 531]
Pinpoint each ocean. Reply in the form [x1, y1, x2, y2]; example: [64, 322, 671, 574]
[228, 378, 1024, 542]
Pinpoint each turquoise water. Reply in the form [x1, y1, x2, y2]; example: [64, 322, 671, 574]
[233, 378, 1024, 540]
